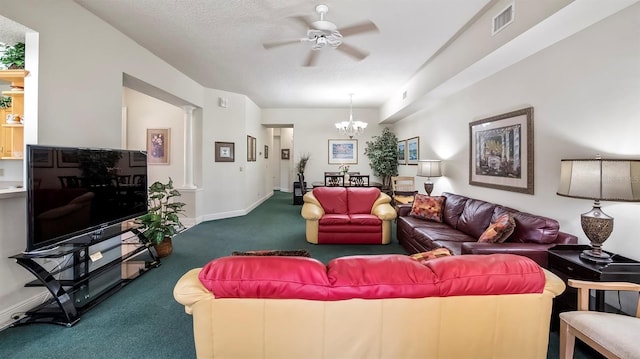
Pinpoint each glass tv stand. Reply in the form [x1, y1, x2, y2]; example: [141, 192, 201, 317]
[9, 224, 160, 327]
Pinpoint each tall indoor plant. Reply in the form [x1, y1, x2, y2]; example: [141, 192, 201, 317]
[364, 128, 399, 188]
[137, 177, 186, 257]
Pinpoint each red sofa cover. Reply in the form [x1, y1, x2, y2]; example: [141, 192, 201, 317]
[198, 253, 546, 300]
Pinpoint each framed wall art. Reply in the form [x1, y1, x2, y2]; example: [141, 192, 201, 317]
[247, 135, 256, 162]
[469, 107, 534, 194]
[264, 145, 269, 159]
[281, 148, 290, 160]
[147, 128, 170, 165]
[406, 137, 420, 165]
[214, 141, 235, 162]
[397, 140, 406, 165]
[328, 139, 357, 165]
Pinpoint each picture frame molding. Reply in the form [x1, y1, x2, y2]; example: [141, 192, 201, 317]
[214, 141, 235, 162]
[469, 107, 534, 194]
[328, 139, 358, 165]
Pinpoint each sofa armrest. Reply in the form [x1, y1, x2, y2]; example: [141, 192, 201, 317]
[460, 242, 556, 268]
[301, 192, 325, 220]
[556, 231, 578, 244]
[396, 204, 412, 217]
[173, 268, 212, 315]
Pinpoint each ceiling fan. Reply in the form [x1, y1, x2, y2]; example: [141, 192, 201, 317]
[262, 4, 378, 66]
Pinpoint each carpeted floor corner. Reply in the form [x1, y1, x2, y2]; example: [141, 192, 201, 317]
[0, 191, 599, 358]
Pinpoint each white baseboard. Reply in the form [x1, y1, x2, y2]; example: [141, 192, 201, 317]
[0, 291, 49, 331]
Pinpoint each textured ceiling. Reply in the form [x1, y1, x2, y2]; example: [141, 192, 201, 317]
[73, 0, 490, 108]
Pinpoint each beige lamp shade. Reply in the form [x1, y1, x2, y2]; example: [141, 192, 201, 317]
[417, 160, 442, 178]
[557, 159, 640, 201]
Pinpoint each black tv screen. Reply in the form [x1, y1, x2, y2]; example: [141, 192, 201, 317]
[25, 145, 148, 252]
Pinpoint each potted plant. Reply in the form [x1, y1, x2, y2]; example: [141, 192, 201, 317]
[0, 96, 11, 109]
[364, 128, 399, 188]
[137, 177, 186, 257]
[0, 42, 25, 69]
[296, 152, 310, 175]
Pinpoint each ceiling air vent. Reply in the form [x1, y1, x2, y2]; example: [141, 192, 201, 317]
[492, 3, 514, 35]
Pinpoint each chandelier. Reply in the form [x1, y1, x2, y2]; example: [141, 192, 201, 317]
[335, 93, 367, 138]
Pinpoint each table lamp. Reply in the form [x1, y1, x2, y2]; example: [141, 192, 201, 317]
[417, 160, 442, 196]
[557, 157, 640, 263]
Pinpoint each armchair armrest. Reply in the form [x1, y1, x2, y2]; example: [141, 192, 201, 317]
[396, 204, 412, 217]
[371, 193, 397, 221]
[173, 268, 212, 315]
[568, 280, 640, 314]
[301, 192, 325, 220]
[461, 242, 556, 268]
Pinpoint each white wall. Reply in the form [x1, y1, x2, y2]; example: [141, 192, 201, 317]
[393, 4, 640, 261]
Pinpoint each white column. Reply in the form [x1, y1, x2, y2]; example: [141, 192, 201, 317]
[182, 105, 197, 189]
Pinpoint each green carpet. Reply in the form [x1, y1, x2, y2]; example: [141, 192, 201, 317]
[0, 191, 598, 358]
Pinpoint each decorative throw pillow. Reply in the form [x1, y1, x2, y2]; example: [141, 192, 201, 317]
[231, 249, 311, 257]
[409, 248, 452, 265]
[409, 194, 445, 222]
[478, 213, 516, 243]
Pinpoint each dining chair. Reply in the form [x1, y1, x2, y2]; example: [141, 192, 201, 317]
[391, 176, 417, 206]
[349, 174, 369, 186]
[559, 279, 640, 359]
[324, 174, 344, 186]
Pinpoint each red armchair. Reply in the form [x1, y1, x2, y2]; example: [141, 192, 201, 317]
[301, 187, 396, 244]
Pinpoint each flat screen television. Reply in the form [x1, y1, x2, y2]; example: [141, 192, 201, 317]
[25, 145, 148, 252]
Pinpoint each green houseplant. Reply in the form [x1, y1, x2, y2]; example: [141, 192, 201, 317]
[137, 178, 186, 257]
[0, 96, 11, 109]
[364, 128, 399, 188]
[0, 42, 25, 69]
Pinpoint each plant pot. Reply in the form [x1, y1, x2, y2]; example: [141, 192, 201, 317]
[154, 237, 173, 258]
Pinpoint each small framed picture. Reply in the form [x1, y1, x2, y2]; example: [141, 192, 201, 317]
[247, 135, 257, 162]
[397, 140, 406, 165]
[215, 141, 235, 162]
[281, 149, 290, 160]
[407, 137, 420, 165]
[264, 145, 269, 159]
[147, 128, 170, 165]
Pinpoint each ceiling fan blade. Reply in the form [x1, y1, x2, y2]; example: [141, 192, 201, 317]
[304, 51, 320, 67]
[290, 15, 313, 29]
[336, 42, 369, 61]
[338, 21, 378, 37]
[263, 39, 303, 49]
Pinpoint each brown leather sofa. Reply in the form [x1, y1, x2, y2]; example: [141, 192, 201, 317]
[397, 192, 578, 267]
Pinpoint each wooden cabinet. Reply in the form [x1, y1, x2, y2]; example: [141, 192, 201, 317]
[0, 69, 28, 159]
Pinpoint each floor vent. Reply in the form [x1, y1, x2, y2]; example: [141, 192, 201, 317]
[492, 3, 514, 35]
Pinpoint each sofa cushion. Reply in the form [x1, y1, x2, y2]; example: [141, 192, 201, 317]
[494, 206, 560, 244]
[442, 192, 468, 228]
[347, 187, 381, 214]
[478, 213, 516, 243]
[199, 256, 331, 300]
[319, 214, 350, 225]
[457, 198, 497, 238]
[349, 214, 382, 225]
[313, 187, 348, 214]
[409, 194, 445, 222]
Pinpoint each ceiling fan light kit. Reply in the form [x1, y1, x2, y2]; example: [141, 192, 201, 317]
[262, 4, 378, 66]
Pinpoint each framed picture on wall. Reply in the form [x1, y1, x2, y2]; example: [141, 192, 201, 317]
[406, 137, 420, 165]
[397, 140, 406, 165]
[281, 148, 290, 160]
[469, 106, 534, 194]
[247, 135, 257, 162]
[147, 128, 170, 165]
[214, 141, 235, 162]
[328, 139, 357, 165]
[264, 145, 269, 159]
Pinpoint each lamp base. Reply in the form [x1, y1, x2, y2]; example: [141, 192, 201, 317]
[579, 249, 613, 264]
[423, 180, 434, 196]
